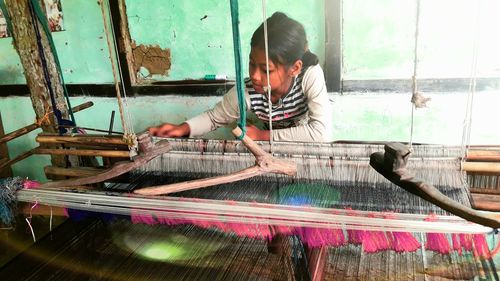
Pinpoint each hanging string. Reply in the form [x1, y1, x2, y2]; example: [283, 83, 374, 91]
[461, 2, 481, 162]
[229, 0, 247, 140]
[105, 0, 136, 140]
[29, 0, 76, 126]
[25, 201, 39, 243]
[99, 0, 136, 149]
[409, 0, 421, 150]
[27, 1, 65, 134]
[261, 0, 273, 153]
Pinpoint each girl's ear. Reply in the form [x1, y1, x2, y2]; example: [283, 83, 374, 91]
[288, 60, 303, 77]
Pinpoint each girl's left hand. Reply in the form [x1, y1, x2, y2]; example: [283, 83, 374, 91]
[245, 125, 270, 141]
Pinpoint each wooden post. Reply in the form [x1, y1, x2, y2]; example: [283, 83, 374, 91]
[4, 0, 69, 168]
[0, 112, 13, 177]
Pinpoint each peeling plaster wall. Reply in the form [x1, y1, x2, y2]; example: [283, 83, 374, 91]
[132, 43, 171, 78]
[0, 0, 114, 84]
[125, 0, 325, 81]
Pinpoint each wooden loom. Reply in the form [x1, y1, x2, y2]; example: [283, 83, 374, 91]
[10, 136, 500, 280]
[2, 1, 499, 280]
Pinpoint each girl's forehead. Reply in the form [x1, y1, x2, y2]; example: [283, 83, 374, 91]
[250, 47, 278, 66]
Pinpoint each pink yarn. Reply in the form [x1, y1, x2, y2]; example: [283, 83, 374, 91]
[387, 231, 421, 253]
[130, 209, 276, 240]
[424, 214, 451, 254]
[362, 230, 391, 253]
[347, 229, 366, 245]
[23, 180, 41, 189]
[272, 225, 295, 236]
[473, 234, 490, 259]
[131, 210, 157, 225]
[459, 233, 474, 251]
[382, 212, 420, 253]
[425, 232, 451, 254]
[226, 223, 273, 240]
[452, 233, 463, 255]
[297, 227, 346, 248]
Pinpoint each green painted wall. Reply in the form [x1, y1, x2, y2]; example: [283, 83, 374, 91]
[126, 0, 325, 81]
[0, 0, 114, 84]
[1, 0, 325, 83]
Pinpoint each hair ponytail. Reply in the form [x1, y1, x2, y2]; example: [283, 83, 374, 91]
[251, 12, 318, 68]
[301, 50, 319, 68]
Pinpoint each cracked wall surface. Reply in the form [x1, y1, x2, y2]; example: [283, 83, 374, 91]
[132, 42, 171, 79]
[124, 0, 325, 81]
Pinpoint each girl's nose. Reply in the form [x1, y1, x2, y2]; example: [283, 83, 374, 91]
[250, 68, 261, 82]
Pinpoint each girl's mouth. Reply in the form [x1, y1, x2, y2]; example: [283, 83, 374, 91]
[253, 84, 264, 92]
[252, 84, 268, 93]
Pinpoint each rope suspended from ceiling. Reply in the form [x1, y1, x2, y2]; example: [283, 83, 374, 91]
[99, 0, 136, 149]
[229, 0, 247, 140]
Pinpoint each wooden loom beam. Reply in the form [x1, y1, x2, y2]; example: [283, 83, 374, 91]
[34, 148, 131, 158]
[461, 162, 500, 174]
[44, 166, 105, 178]
[466, 149, 500, 162]
[40, 133, 172, 189]
[0, 112, 13, 177]
[370, 142, 500, 229]
[0, 101, 94, 145]
[470, 193, 500, 212]
[36, 134, 128, 148]
[133, 127, 297, 196]
[0, 102, 94, 173]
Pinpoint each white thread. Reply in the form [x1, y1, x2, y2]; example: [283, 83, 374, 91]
[409, 0, 421, 150]
[25, 201, 39, 242]
[461, 2, 480, 162]
[16, 188, 493, 234]
[261, 0, 273, 153]
[50, 206, 53, 232]
[100, 0, 136, 148]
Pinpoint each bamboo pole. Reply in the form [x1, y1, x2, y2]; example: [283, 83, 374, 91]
[36, 134, 128, 147]
[466, 150, 500, 162]
[469, 188, 500, 195]
[44, 166, 105, 178]
[0, 112, 13, 177]
[0, 149, 35, 171]
[40, 140, 172, 189]
[470, 193, 500, 212]
[35, 148, 130, 158]
[0, 101, 94, 144]
[461, 162, 500, 174]
[307, 246, 328, 281]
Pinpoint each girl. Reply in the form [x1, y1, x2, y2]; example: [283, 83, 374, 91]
[149, 12, 333, 142]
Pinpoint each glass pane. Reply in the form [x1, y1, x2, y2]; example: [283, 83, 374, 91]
[343, 0, 415, 79]
[343, 0, 500, 79]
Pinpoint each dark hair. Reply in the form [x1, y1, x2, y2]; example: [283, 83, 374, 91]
[251, 12, 318, 68]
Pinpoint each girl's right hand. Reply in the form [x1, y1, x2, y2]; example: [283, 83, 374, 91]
[148, 123, 190, 138]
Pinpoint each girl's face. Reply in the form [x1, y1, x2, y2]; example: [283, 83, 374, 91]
[249, 47, 301, 99]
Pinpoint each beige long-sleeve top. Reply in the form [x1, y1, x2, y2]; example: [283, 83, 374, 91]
[186, 64, 333, 142]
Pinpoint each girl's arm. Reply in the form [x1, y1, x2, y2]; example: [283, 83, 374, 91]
[185, 86, 245, 137]
[272, 64, 333, 142]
